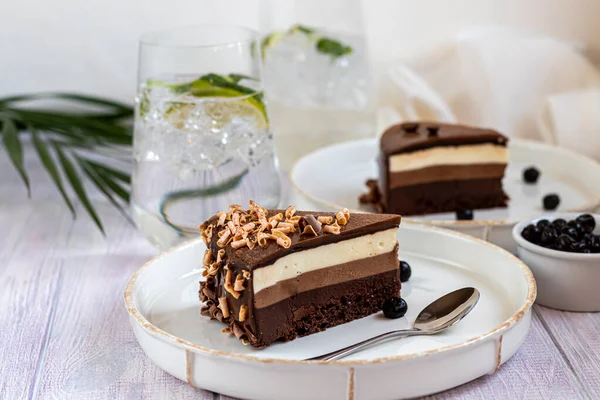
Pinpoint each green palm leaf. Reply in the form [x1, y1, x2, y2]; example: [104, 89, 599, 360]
[31, 128, 75, 216]
[1, 116, 30, 196]
[53, 142, 104, 234]
[77, 157, 134, 226]
[0, 92, 134, 234]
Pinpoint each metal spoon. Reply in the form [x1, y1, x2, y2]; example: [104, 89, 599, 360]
[309, 287, 480, 361]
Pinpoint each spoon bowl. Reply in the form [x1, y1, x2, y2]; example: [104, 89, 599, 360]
[414, 287, 480, 332]
[310, 287, 480, 361]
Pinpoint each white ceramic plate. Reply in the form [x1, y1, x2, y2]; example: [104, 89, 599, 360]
[290, 138, 600, 253]
[125, 223, 536, 400]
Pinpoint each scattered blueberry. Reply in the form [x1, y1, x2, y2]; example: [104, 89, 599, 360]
[427, 126, 439, 137]
[382, 297, 408, 319]
[540, 227, 559, 245]
[552, 218, 567, 229]
[523, 167, 540, 184]
[403, 123, 419, 133]
[576, 214, 596, 233]
[400, 261, 412, 283]
[543, 194, 560, 210]
[456, 209, 474, 220]
[536, 219, 551, 230]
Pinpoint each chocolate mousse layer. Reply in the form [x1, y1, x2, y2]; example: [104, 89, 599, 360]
[388, 163, 507, 188]
[254, 245, 399, 308]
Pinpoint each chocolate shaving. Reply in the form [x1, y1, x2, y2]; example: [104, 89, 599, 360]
[218, 297, 230, 318]
[202, 249, 213, 267]
[217, 229, 231, 247]
[285, 205, 296, 219]
[202, 287, 215, 300]
[231, 238, 248, 249]
[302, 225, 319, 237]
[216, 249, 225, 264]
[304, 215, 322, 234]
[232, 323, 246, 339]
[200, 305, 210, 317]
[217, 211, 227, 227]
[239, 305, 248, 322]
[317, 216, 333, 225]
[242, 270, 251, 280]
[221, 327, 232, 334]
[234, 274, 245, 291]
[323, 221, 341, 235]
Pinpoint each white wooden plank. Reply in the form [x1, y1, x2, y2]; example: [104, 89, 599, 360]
[536, 305, 600, 398]
[424, 309, 587, 399]
[0, 256, 62, 399]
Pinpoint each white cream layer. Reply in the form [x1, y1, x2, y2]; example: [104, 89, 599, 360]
[389, 143, 508, 173]
[253, 228, 398, 294]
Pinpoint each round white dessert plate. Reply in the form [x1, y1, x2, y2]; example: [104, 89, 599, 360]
[290, 138, 600, 253]
[125, 223, 536, 400]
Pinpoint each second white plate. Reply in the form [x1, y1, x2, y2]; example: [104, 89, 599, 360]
[290, 138, 600, 252]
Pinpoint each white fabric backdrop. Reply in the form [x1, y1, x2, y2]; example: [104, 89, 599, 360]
[2, 0, 600, 103]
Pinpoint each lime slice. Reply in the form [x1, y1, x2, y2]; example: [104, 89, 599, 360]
[147, 75, 268, 131]
[260, 31, 286, 60]
[162, 83, 268, 131]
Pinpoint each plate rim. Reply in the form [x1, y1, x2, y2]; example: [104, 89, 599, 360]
[124, 222, 537, 366]
[289, 137, 600, 227]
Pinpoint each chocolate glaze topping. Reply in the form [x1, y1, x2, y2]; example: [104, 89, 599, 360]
[203, 210, 400, 271]
[380, 122, 508, 155]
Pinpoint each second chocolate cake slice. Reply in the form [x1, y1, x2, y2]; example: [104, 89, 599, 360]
[199, 202, 401, 348]
[375, 122, 509, 215]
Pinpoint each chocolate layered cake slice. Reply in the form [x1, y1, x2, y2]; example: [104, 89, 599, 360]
[199, 202, 401, 348]
[363, 122, 509, 215]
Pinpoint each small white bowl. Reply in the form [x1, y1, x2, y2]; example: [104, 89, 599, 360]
[513, 213, 600, 312]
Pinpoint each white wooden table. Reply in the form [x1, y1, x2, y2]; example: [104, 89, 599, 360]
[1, 149, 599, 400]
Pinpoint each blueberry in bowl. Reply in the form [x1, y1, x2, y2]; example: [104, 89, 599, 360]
[512, 213, 600, 312]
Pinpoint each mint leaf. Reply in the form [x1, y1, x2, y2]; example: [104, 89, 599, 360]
[316, 38, 353, 60]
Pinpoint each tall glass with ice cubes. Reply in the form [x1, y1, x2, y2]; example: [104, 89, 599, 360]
[260, 0, 375, 170]
[132, 25, 281, 249]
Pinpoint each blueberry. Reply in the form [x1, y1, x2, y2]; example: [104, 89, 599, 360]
[523, 167, 540, 184]
[556, 234, 576, 251]
[560, 225, 580, 240]
[576, 214, 596, 233]
[540, 227, 559, 246]
[536, 219, 551, 230]
[382, 297, 408, 319]
[427, 126, 439, 137]
[403, 123, 419, 133]
[543, 194, 560, 210]
[456, 209, 474, 220]
[567, 220, 585, 234]
[582, 248, 593, 254]
[400, 261, 412, 283]
[552, 218, 567, 229]
[522, 224, 542, 244]
[591, 240, 600, 253]
[572, 241, 589, 253]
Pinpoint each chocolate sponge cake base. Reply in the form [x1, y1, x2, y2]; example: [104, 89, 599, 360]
[385, 178, 508, 216]
[252, 269, 401, 347]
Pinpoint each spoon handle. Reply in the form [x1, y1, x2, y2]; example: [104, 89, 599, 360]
[309, 329, 422, 361]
